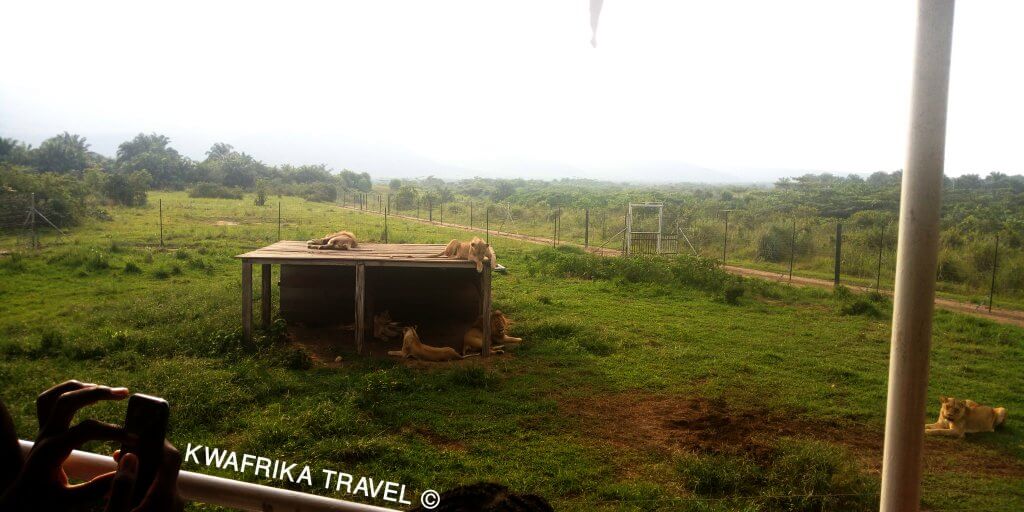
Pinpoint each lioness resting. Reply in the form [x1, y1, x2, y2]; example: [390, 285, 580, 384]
[463, 310, 523, 356]
[387, 326, 464, 362]
[925, 396, 1007, 438]
[434, 237, 495, 272]
[373, 311, 401, 341]
[307, 230, 358, 250]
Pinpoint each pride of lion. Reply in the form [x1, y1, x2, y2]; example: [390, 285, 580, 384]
[924, 396, 1007, 438]
[306, 232, 517, 360]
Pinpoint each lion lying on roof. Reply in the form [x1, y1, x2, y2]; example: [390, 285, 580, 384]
[308, 230, 358, 250]
[434, 237, 495, 273]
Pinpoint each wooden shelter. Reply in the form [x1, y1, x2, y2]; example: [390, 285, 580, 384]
[235, 241, 492, 356]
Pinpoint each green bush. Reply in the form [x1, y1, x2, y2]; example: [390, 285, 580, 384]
[188, 182, 243, 199]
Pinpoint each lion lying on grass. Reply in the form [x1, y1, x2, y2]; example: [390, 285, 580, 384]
[463, 310, 523, 356]
[388, 326, 470, 362]
[307, 230, 358, 250]
[925, 396, 1007, 438]
[434, 237, 495, 272]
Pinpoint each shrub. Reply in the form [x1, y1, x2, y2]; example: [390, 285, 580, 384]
[102, 170, 150, 206]
[188, 182, 243, 199]
[723, 282, 746, 304]
[301, 182, 338, 203]
[757, 225, 790, 263]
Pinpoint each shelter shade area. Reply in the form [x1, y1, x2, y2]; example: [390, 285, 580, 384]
[235, 241, 493, 356]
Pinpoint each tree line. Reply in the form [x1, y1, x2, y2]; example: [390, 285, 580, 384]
[0, 132, 374, 226]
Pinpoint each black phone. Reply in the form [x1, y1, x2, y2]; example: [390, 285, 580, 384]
[120, 394, 169, 506]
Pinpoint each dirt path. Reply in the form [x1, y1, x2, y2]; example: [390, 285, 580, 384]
[339, 205, 1024, 327]
[723, 265, 1024, 327]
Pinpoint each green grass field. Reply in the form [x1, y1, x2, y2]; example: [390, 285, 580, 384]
[1, 191, 1022, 511]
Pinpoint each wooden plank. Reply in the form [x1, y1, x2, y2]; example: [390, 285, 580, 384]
[261, 264, 272, 329]
[480, 261, 492, 357]
[355, 263, 366, 355]
[240, 257, 476, 269]
[242, 262, 253, 344]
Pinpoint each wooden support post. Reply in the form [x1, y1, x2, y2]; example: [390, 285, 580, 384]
[480, 261, 492, 357]
[242, 261, 253, 344]
[355, 263, 366, 355]
[261, 264, 272, 329]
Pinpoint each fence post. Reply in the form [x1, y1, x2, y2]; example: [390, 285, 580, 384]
[877, 224, 885, 291]
[159, 198, 164, 248]
[428, 199, 433, 223]
[277, 202, 281, 241]
[552, 211, 557, 247]
[722, 210, 729, 264]
[485, 206, 490, 244]
[29, 192, 37, 250]
[440, 200, 444, 225]
[470, 203, 474, 228]
[834, 222, 842, 286]
[384, 195, 389, 244]
[789, 219, 796, 283]
[584, 208, 590, 248]
[989, 234, 999, 312]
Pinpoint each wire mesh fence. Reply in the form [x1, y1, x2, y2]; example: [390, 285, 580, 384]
[2, 188, 1019, 308]
[331, 190, 1022, 307]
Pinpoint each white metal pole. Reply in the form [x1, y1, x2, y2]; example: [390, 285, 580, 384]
[880, 2, 955, 511]
[19, 440, 399, 512]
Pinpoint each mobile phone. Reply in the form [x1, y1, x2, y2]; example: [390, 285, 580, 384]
[120, 394, 169, 506]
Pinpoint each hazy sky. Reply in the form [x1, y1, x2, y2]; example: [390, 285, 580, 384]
[1, 1, 1022, 182]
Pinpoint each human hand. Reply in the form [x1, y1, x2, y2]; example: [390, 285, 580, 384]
[0, 380, 130, 511]
[105, 441, 184, 512]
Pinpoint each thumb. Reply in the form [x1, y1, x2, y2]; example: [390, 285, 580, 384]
[105, 453, 138, 512]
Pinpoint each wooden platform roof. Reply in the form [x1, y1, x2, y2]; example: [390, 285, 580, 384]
[236, 241, 477, 268]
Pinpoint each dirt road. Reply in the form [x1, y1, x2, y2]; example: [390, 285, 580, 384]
[340, 205, 1024, 327]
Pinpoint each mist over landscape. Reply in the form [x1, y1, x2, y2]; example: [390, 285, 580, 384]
[3, 1, 1022, 184]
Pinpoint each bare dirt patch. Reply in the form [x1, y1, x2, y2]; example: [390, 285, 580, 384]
[562, 392, 1024, 477]
[213, 220, 239, 226]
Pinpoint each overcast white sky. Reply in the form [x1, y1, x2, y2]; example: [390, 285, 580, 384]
[1, 1, 1021, 182]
